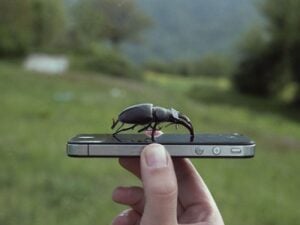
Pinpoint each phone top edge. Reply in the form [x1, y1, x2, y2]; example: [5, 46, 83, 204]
[68, 133, 255, 146]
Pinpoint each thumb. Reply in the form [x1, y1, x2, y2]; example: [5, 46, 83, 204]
[140, 144, 178, 225]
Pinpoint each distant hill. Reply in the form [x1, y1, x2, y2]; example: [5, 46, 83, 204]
[124, 0, 261, 62]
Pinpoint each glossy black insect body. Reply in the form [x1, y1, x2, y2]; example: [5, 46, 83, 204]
[111, 103, 194, 141]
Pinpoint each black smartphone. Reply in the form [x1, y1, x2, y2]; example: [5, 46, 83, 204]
[66, 133, 255, 158]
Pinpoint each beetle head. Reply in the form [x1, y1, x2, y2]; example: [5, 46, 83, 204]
[169, 108, 194, 141]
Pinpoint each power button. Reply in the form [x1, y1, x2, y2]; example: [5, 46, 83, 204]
[212, 147, 221, 155]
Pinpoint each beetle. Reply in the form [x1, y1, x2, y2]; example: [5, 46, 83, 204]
[111, 103, 194, 141]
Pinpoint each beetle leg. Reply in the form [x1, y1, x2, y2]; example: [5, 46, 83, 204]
[150, 122, 162, 130]
[115, 122, 124, 133]
[137, 123, 152, 133]
[113, 124, 138, 135]
[111, 118, 119, 129]
[151, 122, 159, 141]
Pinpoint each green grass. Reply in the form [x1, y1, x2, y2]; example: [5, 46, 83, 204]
[1, 63, 300, 225]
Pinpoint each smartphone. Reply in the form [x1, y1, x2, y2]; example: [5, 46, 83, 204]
[66, 133, 255, 158]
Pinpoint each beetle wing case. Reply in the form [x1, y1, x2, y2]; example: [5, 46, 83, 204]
[119, 103, 153, 124]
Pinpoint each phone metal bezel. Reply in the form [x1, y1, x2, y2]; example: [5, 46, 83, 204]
[66, 134, 255, 158]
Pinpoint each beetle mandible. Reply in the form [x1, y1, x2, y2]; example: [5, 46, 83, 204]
[111, 103, 194, 141]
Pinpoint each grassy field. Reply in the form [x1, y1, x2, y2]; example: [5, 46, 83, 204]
[0, 62, 299, 225]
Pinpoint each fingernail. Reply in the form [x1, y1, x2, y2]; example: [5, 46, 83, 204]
[119, 209, 131, 217]
[144, 144, 167, 168]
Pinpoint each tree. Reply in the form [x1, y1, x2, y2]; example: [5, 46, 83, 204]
[0, 0, 66, 57]
[233, 27, 284, 96]
[71, 0, 151, 50]
[289, 41, 300, 105]
[31, 0, 66, 50]
[100, 0, 151, 48]
[233, 0, 300, 105]
[261, 0, 300, 104]
[0, 0, 33, 56]
[66, 0, 105, 51]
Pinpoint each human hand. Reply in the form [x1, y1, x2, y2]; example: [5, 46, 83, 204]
[112, 143, 224, 225]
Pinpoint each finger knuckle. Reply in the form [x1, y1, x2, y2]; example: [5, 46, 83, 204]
[148, 179, 177, 198]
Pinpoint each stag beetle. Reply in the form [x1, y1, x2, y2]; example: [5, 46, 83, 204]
[111, 103, 194, 141]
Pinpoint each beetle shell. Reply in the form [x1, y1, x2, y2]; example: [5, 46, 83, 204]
[153, 107, 171, 121]
[119, 103, 153, 124]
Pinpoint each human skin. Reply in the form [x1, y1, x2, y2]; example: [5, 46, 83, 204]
[111, 142, 225, 225]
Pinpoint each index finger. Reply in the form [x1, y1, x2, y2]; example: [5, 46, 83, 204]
[119, 157, 216, 209]
[119, 157, 141, 178]
[173, 158, 218, 210]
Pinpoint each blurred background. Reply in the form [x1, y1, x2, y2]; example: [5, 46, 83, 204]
[0, 0, 299, 224]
